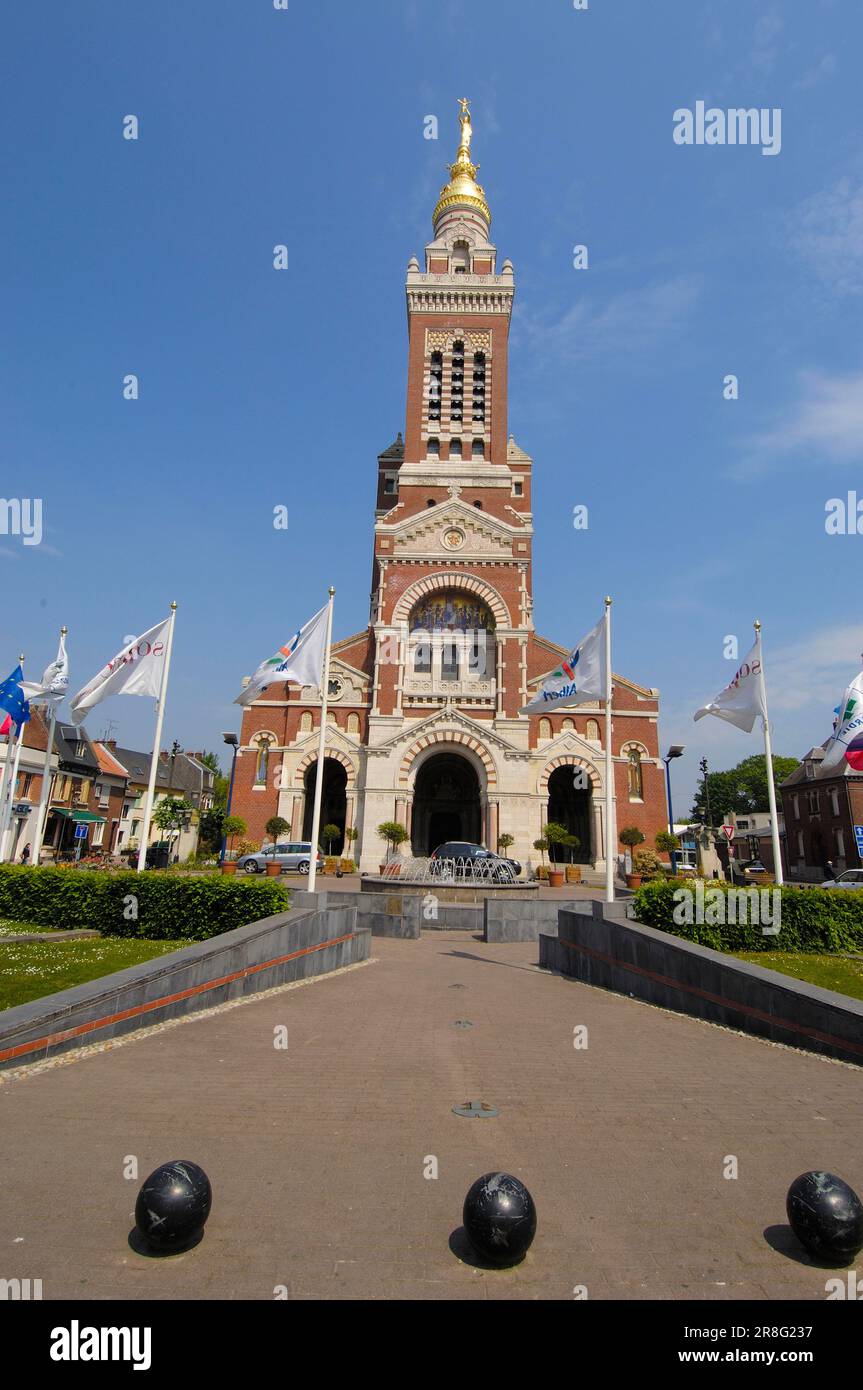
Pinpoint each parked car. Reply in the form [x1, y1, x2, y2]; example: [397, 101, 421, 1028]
[429, 842, 521, 882]
[821, 869, 863, 890]
[236, 841, 324, 875]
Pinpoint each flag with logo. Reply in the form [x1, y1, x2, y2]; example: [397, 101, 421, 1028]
[520, 614, 606, 715]
[235, 604, 329, 707]
[694, 636, 767, 732]
[22, 631, 69, 707]
[69, 618, 171, 726]
[821, 668, 863, 772]
[0, 666, 30, 729]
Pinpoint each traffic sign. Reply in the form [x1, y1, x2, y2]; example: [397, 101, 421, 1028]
[854, 825, 863, 854]
[74, 823, 88, 840]
[722, 824, 735, 841]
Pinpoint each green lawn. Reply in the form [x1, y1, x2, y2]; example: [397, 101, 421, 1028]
[0, 936, 184, 1011]
[0, 918, 55, 937]
[734, 951, 863, 1001]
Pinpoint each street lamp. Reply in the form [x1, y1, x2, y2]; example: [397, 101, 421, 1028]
[219, 733, 239, 866]
[664, 745, 686, 874]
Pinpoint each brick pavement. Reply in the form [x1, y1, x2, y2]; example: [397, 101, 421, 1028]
[1, 930, 860, 1301]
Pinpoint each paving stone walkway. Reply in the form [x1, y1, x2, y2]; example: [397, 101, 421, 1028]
[1, 931, 860, 1301]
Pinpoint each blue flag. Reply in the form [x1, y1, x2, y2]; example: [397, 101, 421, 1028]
[0, 666, 31, 728]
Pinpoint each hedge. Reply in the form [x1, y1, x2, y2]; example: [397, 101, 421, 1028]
[632, 878, 863, 953]
[0, 865, 290, 941]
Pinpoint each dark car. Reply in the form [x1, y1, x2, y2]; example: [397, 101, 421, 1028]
[429, 842, 521, 882]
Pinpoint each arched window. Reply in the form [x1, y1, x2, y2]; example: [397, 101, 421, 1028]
[539, 718, 552, 740]
[347, 713, 360, 734]
[450, 438, 462, 459]
[428, 437, 439, 457]
[472, 352, 486, 422]
[428, 352, 442, 421]
[562, 717, 575, 731]
[300, 712, 313, 732]
[472, 440, 485, 459]
[254, 735, 276, 786]
[452, 240, 470, 273]
[586, 719, 600, 742]
[450, 341, 464, 423]
[627, 748, 643, 800]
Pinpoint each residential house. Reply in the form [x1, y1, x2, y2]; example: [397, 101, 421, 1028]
[780, 746, 863, 882]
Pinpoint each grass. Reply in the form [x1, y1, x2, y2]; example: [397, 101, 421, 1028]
[734, 950, 863, 1001]
[0, 918, 58, 937]
[0, 937, 185, 1011]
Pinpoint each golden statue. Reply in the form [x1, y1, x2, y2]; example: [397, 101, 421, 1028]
[433, 98, 490, 228]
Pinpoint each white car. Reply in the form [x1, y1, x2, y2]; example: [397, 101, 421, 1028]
[821, 869, 863, 889]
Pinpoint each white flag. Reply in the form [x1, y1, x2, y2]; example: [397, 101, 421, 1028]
[520, 614, 606, 715]
[22, 631, 69, 706]
[694, 636, 767, 733]
[235, 604, 328, 707]
[69, 618, 171, 726]
[821, 668, 863, 772]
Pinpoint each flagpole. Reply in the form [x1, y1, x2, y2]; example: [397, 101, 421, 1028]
[31, 625, 66, 866]
[136, 604, 177, 874]
[754, 619, 784, 887]
[604, 597, 615, 903]
[307, 587, 335, 894]
[0, 653, 26, 863]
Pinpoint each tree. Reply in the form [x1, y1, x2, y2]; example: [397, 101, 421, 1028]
[152, 797, 194, 861]
[322, 823, 341, 855]
[222, 814, 246, 859]
[533, 837, 549, 867]
[198, 807, 225, 855]
[655, 831, 680, 855]
[619, 826, 645, 860]
[377, 821, 409, 862]
[498, 832, 514, 856]
[690, 754, 798, 821]
[198, 751, 230, 808]
[265, 816, 289, 856]
[545, 822, 569, 864]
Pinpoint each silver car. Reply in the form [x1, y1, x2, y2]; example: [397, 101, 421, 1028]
[821, 869, 863, 889]
[236, 841, 323, 875]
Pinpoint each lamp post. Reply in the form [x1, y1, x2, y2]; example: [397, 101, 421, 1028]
[219, 733, 239, 865]
[663, 745, 686, 874]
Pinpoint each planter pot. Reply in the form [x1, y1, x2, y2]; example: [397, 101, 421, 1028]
[536, 865, 549, 881]
[381, 863, 401, 878]
[626, 874, 642, 889]
[339, 860, 356, 874]
[220, 862, 238, 876]
[548, 869, 565, 888]
[566, 865, 582, 883]
[265, 861, 282, 877]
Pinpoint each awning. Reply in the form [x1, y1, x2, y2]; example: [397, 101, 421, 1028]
[52, 808, 107, 824]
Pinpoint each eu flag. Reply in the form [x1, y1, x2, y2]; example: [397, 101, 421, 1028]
[0, 666, 31, 728]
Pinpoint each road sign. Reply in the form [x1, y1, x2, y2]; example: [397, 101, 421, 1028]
[74, 823, 88, 840]
[722, 824, 735, 841]
[854, 825, 863, 855]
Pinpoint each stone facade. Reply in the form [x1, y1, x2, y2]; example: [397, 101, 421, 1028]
[234, 107, 668, 876]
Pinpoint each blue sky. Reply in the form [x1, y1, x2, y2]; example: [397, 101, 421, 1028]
[3, 0, 862, 810]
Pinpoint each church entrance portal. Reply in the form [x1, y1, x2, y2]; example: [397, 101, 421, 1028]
[546, 764, 592, 864]
[412, 752, 482, 855]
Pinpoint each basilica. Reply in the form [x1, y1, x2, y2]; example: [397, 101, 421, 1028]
[233, 103, 667, 876]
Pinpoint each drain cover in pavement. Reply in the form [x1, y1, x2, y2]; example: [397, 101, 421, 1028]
[449, 983, 465, 989]
[453, 1099, 499, 1119]
[453, 1019, 473, 1029]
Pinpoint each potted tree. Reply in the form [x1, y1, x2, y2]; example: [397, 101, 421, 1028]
[377, 821, 409, 875]
[619, 826, 646, 888]
[564, 834, 582, 883]
[340, 826, 359, 874]
[533, 837, 549, 881]
[655, 830, 681, 876]
[264, 816, 289, 875]
[545, 822, 568, 888]
[497, 831, 514, 858]
[322, 823, 341, 875]
[221, 815, 247, 874]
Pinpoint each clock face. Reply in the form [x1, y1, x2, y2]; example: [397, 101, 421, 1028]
[443, 527, 465, 550]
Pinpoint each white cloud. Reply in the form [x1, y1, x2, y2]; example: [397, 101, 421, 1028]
[765, 622, 863, 714]
[795, 52, 837, 90]
[789, 175, 863, 296]
[514, 275, 700, 368]
[745, 368, 863, 467]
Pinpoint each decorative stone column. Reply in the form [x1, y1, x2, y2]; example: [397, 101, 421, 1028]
[291, 796, 303, 840]
[489, 800, 499, 852]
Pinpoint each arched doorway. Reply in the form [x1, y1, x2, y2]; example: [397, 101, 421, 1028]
[412, 752, 481, 855]
[546, 765, 592, 864]
[302, 758, 347, 853]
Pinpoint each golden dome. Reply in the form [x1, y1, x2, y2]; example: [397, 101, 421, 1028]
[433, 98, 490, 229]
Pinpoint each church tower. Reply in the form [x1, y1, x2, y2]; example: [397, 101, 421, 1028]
[234, 102, 666, 877]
